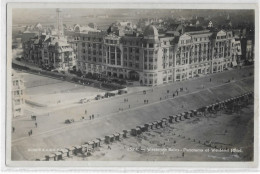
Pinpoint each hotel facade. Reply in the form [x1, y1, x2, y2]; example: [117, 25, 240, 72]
[74, 24, 241, 86]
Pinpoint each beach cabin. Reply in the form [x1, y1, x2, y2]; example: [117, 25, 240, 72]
[119, 132, 124, 139]
[145, 123, 153, 130]
[123, 130, 129, 138]
[54, 152, 63, 161]
[59, 149, 69, 158]
[169, 116, 174, 123]
[97, 137, 105, 146]
[162, 118, 169, 125]
[113, 133, 120, 141]
[157, 120, 163, 128]
[105, 135, 114, 144]
[93, 139, 101, 147]
[131, 128, 137, 136]
[184, 112, 191, 119]
[48, 153, 56, 161]
[136, 127, 141, 134]
[152, 121, 158, 129]
[137, 125, 147, 132]
[175, 114, 180, 121]
[74, 145, 83, 154]
[192, 110, 197, 116]
[67, 146, 76, 156]
[45, 155, 50, 161]
[161, 119, 167, 127]
[180, 113, 185, 120]
[87, 141, 95, 149]
[81, 144, 88, 154]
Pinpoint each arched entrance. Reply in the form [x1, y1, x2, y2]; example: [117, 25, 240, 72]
[129, 71, 140, 81]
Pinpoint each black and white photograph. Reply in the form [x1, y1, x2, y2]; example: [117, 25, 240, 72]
[3, 2, 258, 169]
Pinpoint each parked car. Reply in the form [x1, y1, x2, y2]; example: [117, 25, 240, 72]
[80, 98, 90, 103]
[65, 119, 74, 124]
[95, 95, 103, 100]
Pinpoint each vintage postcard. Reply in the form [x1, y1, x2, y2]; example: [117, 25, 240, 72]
[3, 1, 259, 169]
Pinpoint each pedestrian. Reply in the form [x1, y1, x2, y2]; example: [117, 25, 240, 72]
[92, 114, 94, 119]
[210, 78, 211, 82]
[30, 129, 32, 135]
[89, 116, 91, 120]
[144, 100, 146, 104]
[160, 97, 162, 100]
[147, 100, 149, 104]
[173, 94, 175, 98]
[12, 127, 15, 133]
[182, 152, 185, 157]
[35, 122, 37, 128]
[85, 110, 87, 115]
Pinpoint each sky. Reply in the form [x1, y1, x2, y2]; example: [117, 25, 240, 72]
[12, 8, 254, 27]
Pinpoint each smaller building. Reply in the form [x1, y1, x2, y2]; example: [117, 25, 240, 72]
[12, 71, 24, 118]
[232, 38, 242, 65]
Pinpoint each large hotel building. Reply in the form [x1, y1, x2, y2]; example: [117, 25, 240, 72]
[72, 24, 240, 86]
[21, 9, 249, 86]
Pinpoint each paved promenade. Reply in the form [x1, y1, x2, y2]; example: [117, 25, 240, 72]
[11, 66, 254, 160]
